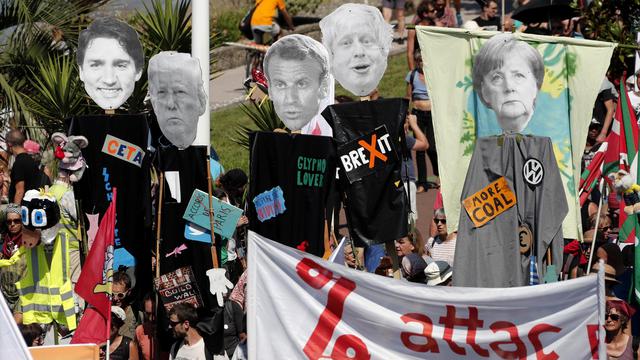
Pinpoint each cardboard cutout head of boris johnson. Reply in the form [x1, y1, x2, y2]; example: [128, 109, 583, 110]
[320, 4, 392, 97]
[77, 17, 144, 110]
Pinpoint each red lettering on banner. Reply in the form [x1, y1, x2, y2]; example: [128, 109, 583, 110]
[400, 313, 440, 353]
[438, 305, 489, 357]
[331, 334, 370, 360]
[296, 258, 333, 289]
[296, 258, 367, 360]
[107, 140, 118, 154]
[586, 324, 600, 359]
[489, 321, 527, 359]
[528, 324, 561, 360]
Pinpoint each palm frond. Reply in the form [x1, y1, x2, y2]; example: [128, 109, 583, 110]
[231, 98, 286, 148]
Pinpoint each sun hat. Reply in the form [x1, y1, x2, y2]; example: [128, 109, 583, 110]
[591, 262, 620, 284]
[425, 260, 453, 286]
[111, 306, 126, 322]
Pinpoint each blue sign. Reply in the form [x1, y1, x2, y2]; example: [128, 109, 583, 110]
[183, 189, 243, 239]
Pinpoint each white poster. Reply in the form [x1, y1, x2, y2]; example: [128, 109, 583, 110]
[248, 231, 606, 359]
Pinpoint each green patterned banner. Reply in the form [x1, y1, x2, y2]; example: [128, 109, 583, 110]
[416, 28, 615, 240]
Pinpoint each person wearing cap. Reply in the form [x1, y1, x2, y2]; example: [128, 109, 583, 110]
[101, 306, 139, 360]
[591, 262, 622, 301]
[605, 299, 639, 359]
[425, 260, 453, 286]
[0, 203, 25, 311]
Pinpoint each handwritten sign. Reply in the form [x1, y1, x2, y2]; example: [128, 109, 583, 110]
[462, 177, 516, 228]
[183, 189, 243, 239]
[153, 266, 203, 311]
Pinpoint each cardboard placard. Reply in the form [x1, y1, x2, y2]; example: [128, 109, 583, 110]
[154, 266, 203, 311]
[183, 189, 243, 239]
[462, 177, 516, 228]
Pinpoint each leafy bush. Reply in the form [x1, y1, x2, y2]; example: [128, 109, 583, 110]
[287, 0, 323, 15]
[213, 9, 245, 46]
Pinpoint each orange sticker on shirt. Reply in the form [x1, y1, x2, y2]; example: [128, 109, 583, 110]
[463, 177, 517, 228]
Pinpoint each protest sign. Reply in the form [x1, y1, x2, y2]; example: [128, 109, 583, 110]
[415, 28, 616, 240]
[154, 266, 203, 311]
[462, 176, 516, 228]
[31, 344, 99, 360]
[183, 189, 243, 239]
[248, 231, 606, 359]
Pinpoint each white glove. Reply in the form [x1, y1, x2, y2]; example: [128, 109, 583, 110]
[206, 268, 234, 307]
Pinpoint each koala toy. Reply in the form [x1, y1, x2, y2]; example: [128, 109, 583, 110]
[51, 132, 88, 183]
[609, 169, 640, 215]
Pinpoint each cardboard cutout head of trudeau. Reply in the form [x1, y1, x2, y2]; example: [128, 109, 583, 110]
[320, 4, 392, 97]
[148, 52, 207, 149]
[472, 33, 545, 133]
[263, 35, 330, 131]
[77, 17, 144, 110]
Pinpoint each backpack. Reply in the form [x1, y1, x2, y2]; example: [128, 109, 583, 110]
[238, 1, 261, 40]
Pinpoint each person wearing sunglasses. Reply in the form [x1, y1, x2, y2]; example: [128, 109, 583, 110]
[425, 208, 457, 266]
[111, 270, 138, 340]
[169, 303, 208, 360]
[1, 203, 23, 259]
[605, 299, 638, 359]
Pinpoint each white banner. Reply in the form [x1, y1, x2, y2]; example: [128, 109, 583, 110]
[248, 231, 606, 359]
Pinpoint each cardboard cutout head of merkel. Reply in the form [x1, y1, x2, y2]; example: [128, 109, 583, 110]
[472, 34, 545, 133]
[77, 17, 144, 110]
[320, 4, 392, 97]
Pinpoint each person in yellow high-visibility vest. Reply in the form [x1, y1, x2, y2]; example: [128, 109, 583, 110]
[16, 189, 76, 330]
[48, 169, 83, 309]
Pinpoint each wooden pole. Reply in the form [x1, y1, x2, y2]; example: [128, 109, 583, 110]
[153, 173, 164, 360]
[206, 147, 219, 268]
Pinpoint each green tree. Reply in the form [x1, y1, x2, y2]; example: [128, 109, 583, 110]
[0, 0, 106, 141]
[580, 0, 640, 76]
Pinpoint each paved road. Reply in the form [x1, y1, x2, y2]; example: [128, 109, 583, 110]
[210, 3, 481, 110]
[210, 3, 482, 237]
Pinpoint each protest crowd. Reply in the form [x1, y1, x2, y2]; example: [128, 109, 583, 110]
[0, 0, 639, 359]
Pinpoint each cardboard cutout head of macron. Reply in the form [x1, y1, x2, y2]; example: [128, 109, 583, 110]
[77, 17, 144, 110]
[320, 3, 392, 97]
[263, 34, 330, 131]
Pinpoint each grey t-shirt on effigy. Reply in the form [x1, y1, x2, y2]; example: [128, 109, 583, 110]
[453, 135, 567, 288]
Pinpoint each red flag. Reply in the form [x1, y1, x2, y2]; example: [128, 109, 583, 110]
[70, 306, 108, 345]
[72, 189, 117, 344]
[578, 142, 608, 206]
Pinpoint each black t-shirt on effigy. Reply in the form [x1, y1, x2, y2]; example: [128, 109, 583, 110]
[9, 153, 43, 202]
[321, 98, 409, 247]
[248, 132, 336, 257]
[68, 114, 151, 280]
